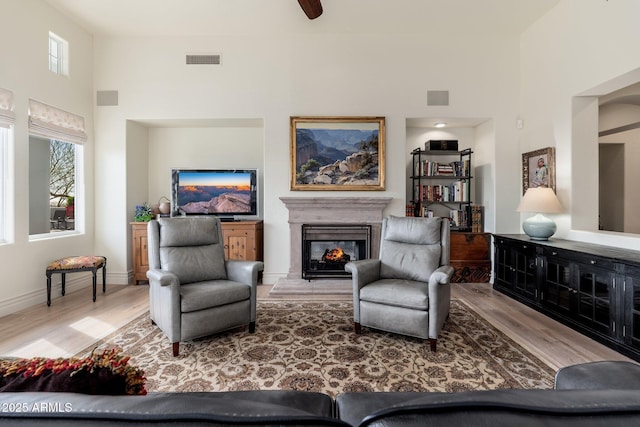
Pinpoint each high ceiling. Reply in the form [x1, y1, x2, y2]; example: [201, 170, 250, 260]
[44, 0, 560, 38]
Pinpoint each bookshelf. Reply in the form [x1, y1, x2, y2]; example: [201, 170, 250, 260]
[408, 148, 482, 232]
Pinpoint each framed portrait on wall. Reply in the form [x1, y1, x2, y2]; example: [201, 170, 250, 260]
[290, 116, 385, 191]
[522, 147, 556, 195]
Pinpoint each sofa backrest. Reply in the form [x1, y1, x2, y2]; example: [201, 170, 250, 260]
[337, 389, 640, 427]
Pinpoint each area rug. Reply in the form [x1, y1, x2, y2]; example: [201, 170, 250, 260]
[269, 278, 352, 295]
[76, 300, 555, 397]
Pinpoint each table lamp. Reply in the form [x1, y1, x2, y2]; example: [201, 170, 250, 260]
[517, 187, 563, 240]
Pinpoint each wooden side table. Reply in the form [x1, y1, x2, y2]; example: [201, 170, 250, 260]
[131, 222, 149, 284]
[131, 220, 264, 284]
[220, 220, 264, 261]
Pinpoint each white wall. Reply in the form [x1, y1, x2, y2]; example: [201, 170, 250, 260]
[92, 26, 524, 284]
[0, 0, 94, 315]
[5, 0, 639, 315]
[520, 0, 640, 250]
[145, 124, 264, 212]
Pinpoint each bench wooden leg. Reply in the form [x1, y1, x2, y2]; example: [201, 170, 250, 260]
[92, 270, 97, 302]
[61, 273, 66, 296]
[46, 274, 52, 306]
[102, 263, 107, 293]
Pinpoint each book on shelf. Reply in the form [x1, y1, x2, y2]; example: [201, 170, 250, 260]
[406, 204, 415, 217]
[471, 204, 484, 233]
[415, 181, 469, 203]
[416, 159, 469, 177]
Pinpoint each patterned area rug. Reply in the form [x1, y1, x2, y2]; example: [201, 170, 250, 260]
[269, 278, 352, 295]
[77, 300, 555, 397]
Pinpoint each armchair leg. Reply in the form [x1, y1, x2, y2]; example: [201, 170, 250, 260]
[172, 342, 179, 357]
[429, 338, 437, 352]
[354, 322, 361, 334]
[249, 321, 256, 333]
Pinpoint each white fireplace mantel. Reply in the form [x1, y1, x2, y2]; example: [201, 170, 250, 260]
[280, 197, 392, 278]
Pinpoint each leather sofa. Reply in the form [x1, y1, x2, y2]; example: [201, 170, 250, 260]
[1, 362, 640, 426]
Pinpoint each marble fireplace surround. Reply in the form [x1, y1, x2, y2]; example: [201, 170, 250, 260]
[280, 197, 392, 279]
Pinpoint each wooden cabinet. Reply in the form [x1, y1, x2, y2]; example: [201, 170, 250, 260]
[220, 220, 264, 261]
[131, 220, 264, 284]
[493, 234, 640, 361]
[131, 222, 149, 284]
[494, 236, 538, 301]
[450, 232, 491, 283]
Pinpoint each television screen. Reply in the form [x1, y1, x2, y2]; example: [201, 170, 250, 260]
[171, 169, 258, 218]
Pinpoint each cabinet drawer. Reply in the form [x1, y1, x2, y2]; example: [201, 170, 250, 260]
[543, 247, 615, 271]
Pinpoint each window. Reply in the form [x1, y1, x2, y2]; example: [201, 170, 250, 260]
[48, 32, 69, 76]
[0, 88, 15, 243]
[0, 128, 8, 242]
[28, 99, 85, 237]
[29, 136, 78, 234]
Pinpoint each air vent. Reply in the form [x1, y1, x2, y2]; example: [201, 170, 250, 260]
[96, 90, 118, 106]
[427, 90, 449, 106]
[186, 54, 221, 65]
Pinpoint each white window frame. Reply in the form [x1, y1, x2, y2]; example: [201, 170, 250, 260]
[28, 100, 86, 239]
[0, 88, 15, 244]
[48, 31, 69, 76]
[0, 127, 9, 243]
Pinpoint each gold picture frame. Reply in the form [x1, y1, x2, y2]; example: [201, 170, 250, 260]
[290, 116, 385, 191]
[522, 147, 556, 195]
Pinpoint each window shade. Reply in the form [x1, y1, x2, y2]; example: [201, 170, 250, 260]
[0, 88, 15, 128]
[28, 99, 86, 144]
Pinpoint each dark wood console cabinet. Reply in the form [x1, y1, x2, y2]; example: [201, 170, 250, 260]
[493, 234, 640, 361]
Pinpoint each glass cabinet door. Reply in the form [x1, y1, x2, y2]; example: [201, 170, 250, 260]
[623, 267, 640, 349]
[494, 240, 514, 290]
[543, 254, 573, 316]
[513, 244, 537, 300]
[576, 265, 614, 335]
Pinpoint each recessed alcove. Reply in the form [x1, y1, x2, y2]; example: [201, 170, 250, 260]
[124, 118, 265, 279]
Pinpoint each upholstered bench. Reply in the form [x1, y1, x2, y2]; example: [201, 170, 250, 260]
[45, 256, 107, 306]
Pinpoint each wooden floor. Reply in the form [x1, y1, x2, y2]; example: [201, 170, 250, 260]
[0, 282, 634, 371]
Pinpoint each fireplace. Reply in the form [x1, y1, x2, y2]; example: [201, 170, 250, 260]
[280, 197, 392, 280]
[302, 224, 371, 280]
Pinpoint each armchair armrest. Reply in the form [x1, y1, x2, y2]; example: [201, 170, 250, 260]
[428, 265, 454, 340]
[345, 259, 381, 325]
[345, 259, 381, 290]
[428, 265, 455, 287]
[226, 260, 264, 286]
[146, 269, 180, 287]
[146, 268, 181, 342]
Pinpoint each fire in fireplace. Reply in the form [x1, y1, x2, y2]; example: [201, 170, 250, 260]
[302, 224, 371, 280]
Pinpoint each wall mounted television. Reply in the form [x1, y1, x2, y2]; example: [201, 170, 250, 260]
[171, 169, 258, 220]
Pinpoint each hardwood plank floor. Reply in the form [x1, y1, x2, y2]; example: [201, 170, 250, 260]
[0, 282, 634, 371]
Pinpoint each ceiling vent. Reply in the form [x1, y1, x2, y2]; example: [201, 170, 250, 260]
[186, 54, 221, 65]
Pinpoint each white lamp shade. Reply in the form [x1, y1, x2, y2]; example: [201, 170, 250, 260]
[517, 188, 563, 240]
[517, 188, 563, 214]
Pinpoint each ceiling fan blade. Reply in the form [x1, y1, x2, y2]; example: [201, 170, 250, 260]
[298, 0, 323, 20]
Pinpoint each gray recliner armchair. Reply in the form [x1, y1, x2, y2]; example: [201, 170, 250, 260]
[345, 215, 454, 351]
[146, 216, 263, 356]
